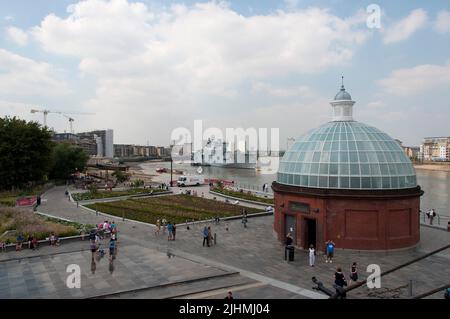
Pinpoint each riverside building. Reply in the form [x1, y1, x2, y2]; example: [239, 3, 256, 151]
[273, 81, 423, 251]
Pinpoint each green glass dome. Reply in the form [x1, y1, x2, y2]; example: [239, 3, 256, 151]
[277, 121, 417, 190]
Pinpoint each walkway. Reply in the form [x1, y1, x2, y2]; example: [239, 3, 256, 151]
[1, 185, 448, 299]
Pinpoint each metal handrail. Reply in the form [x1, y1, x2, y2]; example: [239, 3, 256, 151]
[419, 211, 450, 226]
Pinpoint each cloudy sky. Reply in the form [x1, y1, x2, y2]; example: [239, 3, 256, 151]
[1, 0, 449, 147]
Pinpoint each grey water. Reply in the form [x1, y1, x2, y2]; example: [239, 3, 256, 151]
[140, 161, 450, 217]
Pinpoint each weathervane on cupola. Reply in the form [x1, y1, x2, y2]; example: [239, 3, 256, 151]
[330, 75, 355, 122]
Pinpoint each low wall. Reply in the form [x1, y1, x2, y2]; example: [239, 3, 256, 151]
[2, 231, 111, 253]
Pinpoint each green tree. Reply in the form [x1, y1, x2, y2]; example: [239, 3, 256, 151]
[112, 170, 130, 183]
[131, 179, 144, 188]
[0, 117, 53, 190]
[49, 142, 89, 179]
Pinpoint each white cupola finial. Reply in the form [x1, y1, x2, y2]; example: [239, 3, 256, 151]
[330, 77, 355, 121]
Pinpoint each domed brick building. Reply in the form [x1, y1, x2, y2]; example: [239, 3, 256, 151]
[272, 80, 423, 251]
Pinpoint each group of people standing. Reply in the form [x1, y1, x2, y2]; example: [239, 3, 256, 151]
[286, 235, 359, 296]
[89, 221, 118, 262]
[154, 219, 177, 241]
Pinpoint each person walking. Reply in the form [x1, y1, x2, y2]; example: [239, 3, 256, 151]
[162, 218, 167, 234]
[90, 239, 97, 260]
[285, 233, 293, 260]
[202, 226, 209, 247]
[309, 244, 316, 267]
[155, 219, 161, 236]
[325, 240, 335, 263]
[109, 238, 117, 260]
[172, 224, 176, 241]
[349, 262, 358, 286]
[167, 221, 174, 241]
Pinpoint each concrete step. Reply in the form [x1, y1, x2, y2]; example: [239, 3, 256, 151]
[97, 273, 256, 299]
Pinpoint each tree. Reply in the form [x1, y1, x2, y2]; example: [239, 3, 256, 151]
[131, 179, 144, 188]
[112, 170, 130, 183]
[0, 117, 53, 190]
[49, 142, 89, 180]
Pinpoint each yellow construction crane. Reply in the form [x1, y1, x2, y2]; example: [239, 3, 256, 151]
[30, 109, 95, 132]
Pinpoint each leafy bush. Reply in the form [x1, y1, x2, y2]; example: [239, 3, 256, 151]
[131, 179, 144, 188]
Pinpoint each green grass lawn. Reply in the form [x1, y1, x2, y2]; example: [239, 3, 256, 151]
[86, 194, 261, 224]
[72, 187, 167, 201]
[211, 187, 274, 205]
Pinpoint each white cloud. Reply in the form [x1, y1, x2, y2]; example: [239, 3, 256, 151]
[378, 60, 450, 96]
[251, 82, 315, 98]
[30, 0, 369, 144]
[6, 26, 28, 46]
[434, 10, 450, 34]
[383, 9, 428, 44]
[0, 49, 71, 97]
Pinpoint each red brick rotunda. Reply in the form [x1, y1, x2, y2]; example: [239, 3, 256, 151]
[272, 80, 423, 251]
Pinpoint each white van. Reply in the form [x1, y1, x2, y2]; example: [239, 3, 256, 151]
[177, 175, 205, 187]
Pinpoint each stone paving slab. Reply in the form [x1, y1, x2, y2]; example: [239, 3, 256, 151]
[0, 243, 232, 299]
[22, 185, 450, 299]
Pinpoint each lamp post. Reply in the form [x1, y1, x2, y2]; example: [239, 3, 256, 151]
[170, 140, 174, 187]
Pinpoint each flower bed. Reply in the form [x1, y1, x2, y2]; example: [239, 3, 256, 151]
[86, 194, 260, 225]
[71, 187, 166, 201]
[211, 187, 274, 205]
[0, 207, 91, 244]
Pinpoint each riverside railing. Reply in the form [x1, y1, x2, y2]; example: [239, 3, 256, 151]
[419, 211, 450, 228]
[233, 182, 274, 195]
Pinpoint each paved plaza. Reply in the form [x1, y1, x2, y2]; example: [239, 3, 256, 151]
[0, 186, 449, 299]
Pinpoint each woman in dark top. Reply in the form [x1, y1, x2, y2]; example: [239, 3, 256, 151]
[334, 267, 347, 288]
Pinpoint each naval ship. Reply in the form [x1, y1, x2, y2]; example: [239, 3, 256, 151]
[192, 137, 257, 169]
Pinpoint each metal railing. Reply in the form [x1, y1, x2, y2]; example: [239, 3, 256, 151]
[233, 182, 274, 195]
[419, 211, 450, 228]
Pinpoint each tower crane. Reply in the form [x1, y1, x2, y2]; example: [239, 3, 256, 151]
[30, 109, 94, 132]
[62, 114, 75, 134]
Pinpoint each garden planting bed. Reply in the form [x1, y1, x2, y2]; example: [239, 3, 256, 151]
[0, 207, 93, 244]
[211, 187, 274, 205]
[71, 187, 167, 201]
[86, 194, 261, 225]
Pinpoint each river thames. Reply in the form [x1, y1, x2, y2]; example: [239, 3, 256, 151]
[139, 161, 450, 218]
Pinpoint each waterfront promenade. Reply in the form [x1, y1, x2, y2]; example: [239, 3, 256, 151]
[0, 186, 449, 299]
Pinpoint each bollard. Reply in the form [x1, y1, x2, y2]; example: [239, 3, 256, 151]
[409, 280, 413, 297]
[214, 233, 217, 245]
